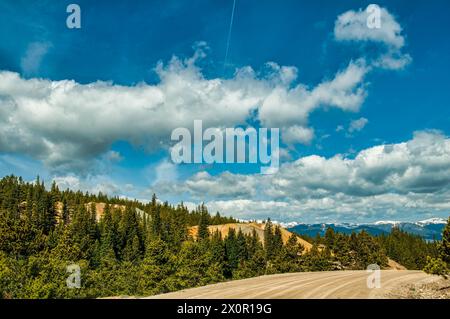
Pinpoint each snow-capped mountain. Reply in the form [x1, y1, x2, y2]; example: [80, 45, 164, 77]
[288, 217, 448, 241]
[415, 218, 447, 225]
[373, 220, 401, 226]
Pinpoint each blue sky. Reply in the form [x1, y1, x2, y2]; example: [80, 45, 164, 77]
[0, 0, 450, 223]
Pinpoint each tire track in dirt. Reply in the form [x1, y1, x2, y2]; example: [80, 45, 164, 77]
[146, 270, 439, 299]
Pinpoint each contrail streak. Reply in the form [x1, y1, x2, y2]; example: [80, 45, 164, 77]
[224, 0, 237, 72]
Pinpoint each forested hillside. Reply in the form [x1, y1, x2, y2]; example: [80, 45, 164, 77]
[378, 228, 440, 269]
[0, 175, 447, 298]
[298, 227, 441, 270]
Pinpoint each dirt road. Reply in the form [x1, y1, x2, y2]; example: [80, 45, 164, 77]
[147, 270, 439, 299]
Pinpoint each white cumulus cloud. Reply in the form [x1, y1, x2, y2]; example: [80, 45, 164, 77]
[154, 131, 450, 221]
[0, 50, 370, 173]
[334, 6, 411, 70]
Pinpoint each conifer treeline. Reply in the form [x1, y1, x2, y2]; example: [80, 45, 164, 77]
[0, 175, 446, 298]
[378, 228, 440, 269]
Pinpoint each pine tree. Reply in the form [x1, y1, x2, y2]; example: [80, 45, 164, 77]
[61, 197, 70, 225]
[440, 217, 450, 264]
[150, 194, 161, 237]
[138, 237, 173, 294]
[99, 203, 117, 264]
[119, 206, 142, 262]
[174, 240, 224, 290]
[264, 218, 274, 260]
[236, 229, 248, 263]
[324, 227, 335, 250]
[224, 228, 239, 277]
[285, 234, 304, 258]
[247, 228, 260, 258]
[198, 204, 210, 241]
[273, 226, 283, 252]
[210, 229, 225, 267]
[272, 233, 304, 273]
[122, 234, 141, 263]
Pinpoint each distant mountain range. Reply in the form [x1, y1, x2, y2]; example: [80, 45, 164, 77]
[286, 218, 448, 241]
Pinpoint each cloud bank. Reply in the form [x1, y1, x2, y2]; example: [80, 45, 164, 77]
[0, 52, 368, 173]
[154, 131, 450, 222]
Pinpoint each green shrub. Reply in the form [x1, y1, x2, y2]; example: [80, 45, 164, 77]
[423, 256, 449, 278]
